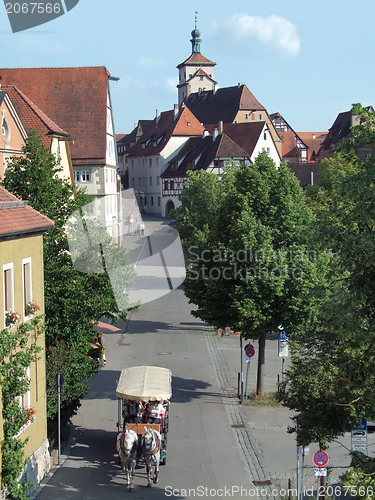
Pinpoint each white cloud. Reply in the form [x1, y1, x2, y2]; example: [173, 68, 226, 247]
[119, 76, 145, 90]
[221, 13, 300, 56]
[165, 76, 178, 94]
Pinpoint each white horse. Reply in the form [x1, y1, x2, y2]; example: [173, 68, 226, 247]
[116, 426, 139, 491]
[141, 426, 162, 486]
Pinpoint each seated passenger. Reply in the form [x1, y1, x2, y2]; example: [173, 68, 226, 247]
[147, 400, 164, 424]
[124, 400, 142, 423]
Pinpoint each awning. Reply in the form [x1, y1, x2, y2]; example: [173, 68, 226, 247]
[92, 320, 121, 334]
[116, 366, 172, 402]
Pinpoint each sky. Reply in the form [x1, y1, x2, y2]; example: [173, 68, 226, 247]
[1, 0, 374, 136]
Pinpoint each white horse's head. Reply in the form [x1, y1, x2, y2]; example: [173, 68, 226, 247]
[142, 427, 154, 453]
[121, 428, 138, 457]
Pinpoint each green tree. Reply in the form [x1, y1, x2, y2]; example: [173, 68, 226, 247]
[280, 104, 375, 446]
[174, 155, 328, 396]
[1, 129, 132, 429]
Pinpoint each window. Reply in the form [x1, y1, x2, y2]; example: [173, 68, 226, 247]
[3, 264, 14, 317]
[156, 157, 159, 167]
[105, 169, 108, 183]
[73, 170, 80, 182]
[264, 132, 267, 140]
[157, 176, 160, 186]
[81, 170, 90, 182]
[170, 180, 174, 190]
[164, 180, 169, 190]
[151, 197, 154, 206]
[244, 113, 248, 120]
[144, 197, 146, 205]
[149, 158, 152, 167]
[131, 160, 134, 169]
[142, 159, 145, 168]
[143, 177, 146, 186]
[267, 148, 270, 154]
[139, 197, 142, 206]
[258, 114, 262, 120]
[138, 177, 141, 186]
[149, 177, 152, 186]
[138, 159, 141, 168]
[200, 76, 203, 81]
[22, 259, 32, 317]
[158, 197, 160, 206]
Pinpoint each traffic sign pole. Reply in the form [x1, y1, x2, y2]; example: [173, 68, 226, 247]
[243, 343, 255, 401]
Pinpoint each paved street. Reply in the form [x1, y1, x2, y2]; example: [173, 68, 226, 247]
[33, 216, 375, 500]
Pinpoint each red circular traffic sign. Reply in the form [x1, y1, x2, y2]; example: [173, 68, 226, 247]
[244, 343, 255, 358]
[313, 451, 329, 467]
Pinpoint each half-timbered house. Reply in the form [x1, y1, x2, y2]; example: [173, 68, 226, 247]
[127, 105, 205, 216]
[161, 130, 250, 216]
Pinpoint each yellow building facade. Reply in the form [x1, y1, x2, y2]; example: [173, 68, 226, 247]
[0, 187, 54, 488]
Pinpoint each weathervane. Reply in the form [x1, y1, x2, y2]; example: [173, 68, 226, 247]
[195, 11, 198, 29]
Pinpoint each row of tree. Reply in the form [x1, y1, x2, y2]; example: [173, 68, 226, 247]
[1, 129, 129, 438]
[173, 104, 375, 494]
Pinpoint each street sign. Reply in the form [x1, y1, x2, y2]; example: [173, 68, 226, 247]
[278, 331, 289, 357]
[313, 451, 329, 467]
[314, 467, 327, 477]
[352, 429, 368, 455]
[244, 343, 255, 358]
[129, 213, 134, 224]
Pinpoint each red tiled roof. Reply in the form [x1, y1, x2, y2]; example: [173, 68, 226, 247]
[177, 52, 216, 68]
[297, 132, 327, 161]
[128, 107, 204, 157]
[185, 84, 265, 125]
[0, 66, 111, 165]
[3, 86, 70, 150]
[278, 131, 300, 158]
[0, 187, 54, 237]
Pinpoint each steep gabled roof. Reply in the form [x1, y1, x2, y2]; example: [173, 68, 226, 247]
[161, 133, 248, 178]
[320, 110, 352, 152]
[297, 132, 327, 161]
[278, 130, 302, 158]
[185, 84, 265, 125]
[128, 107, 204, 157]
[205, 122, 265, 158]
[0, 66, 111, 165]
[3, 85, 71, 150]
[177, 52, 216, 68]
[0, 187, 54, 237]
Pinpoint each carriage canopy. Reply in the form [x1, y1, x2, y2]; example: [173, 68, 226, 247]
[116, 366, 172, 402]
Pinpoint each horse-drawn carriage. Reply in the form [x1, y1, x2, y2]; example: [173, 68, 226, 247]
[115, 366, 172, 490]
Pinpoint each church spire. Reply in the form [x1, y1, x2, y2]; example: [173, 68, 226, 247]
[190, 11, 201, 53]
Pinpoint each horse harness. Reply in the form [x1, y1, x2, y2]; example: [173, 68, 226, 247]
[142, 430, 161, 455]
[120, 429, 137, 455]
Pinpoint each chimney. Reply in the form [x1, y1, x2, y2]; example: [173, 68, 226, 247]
[312, 133, 316, 139]
[198, 88, 202, 96]
[238, 82, 244, 88]
[156, 109, 161, 123]
[213, 128, 218, 140]
[202, 130, 209, 138]
[218, 121, 223, 134]
[174, 104, 179, 120]
[213, 84, 217, 94]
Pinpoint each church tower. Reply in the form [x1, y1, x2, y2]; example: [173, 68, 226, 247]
[177, 14, 217, 105]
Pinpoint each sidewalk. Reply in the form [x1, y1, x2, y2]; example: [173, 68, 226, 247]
[213, 330, 375, 494]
